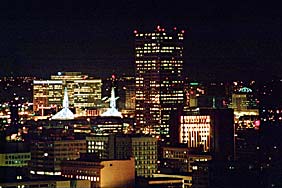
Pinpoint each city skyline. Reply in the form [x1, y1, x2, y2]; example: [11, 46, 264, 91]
[0, 1, 280, 81]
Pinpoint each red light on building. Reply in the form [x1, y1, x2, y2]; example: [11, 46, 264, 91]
[254, 120, 260, 130]
[112, 74, 116, 79]
[134, 30, 138, 34]
[173, 27, 177, 30]
[181, 30, 185, 33]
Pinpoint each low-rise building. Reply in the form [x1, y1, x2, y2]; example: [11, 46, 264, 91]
[61, 156, 135, 188]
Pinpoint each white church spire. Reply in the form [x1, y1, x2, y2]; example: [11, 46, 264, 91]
[52, 87, 75, 120]
[63, 87, 69, 108]
[101, 87, 122, 117]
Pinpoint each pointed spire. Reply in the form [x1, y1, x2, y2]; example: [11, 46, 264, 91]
[110, 87, 116, 109]
[101, 87, 122, 117]
[51, 87, 74, 120]
[63, 87, 69, 108]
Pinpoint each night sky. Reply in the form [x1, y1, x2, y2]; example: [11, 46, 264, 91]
[0, 1, 280, 81]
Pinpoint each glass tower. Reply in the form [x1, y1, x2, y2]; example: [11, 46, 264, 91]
[134, 26, 185, 139]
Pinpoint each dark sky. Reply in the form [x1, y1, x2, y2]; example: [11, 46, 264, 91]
[0, 1, 280, 81]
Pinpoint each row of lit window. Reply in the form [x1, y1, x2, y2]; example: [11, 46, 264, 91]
[137, 63, 157, 67]
[5, 154, 30, 159]
[181, 127, 210, 131]
[88, 141, 105, 145]
[161, 63, 182, 67]
[136, 60, 156, 63]
[139, 46, 160, 50]
[151, 36, 173, 40]
[136, 50, 175, 53]
[136, 33, 163, 37]
[5, 160, 29, 165]
[63, 174, 100, 182]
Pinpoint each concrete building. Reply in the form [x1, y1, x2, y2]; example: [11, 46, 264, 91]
[86, 134, 132, 160]
[61, 157, 135, 188]
[160, 145, 212, 174]
[29, 139, 86, 177]
[0, 142, 30, 167]
[132, 136, 158, 178]
[149, 174, 192, 188]
[0, 179, 90, 188]
[86, 134, 158, 178]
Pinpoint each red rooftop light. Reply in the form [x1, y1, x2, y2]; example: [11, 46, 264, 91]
[134, 30, 138, 34]
[181, 30, 185, 33]
[173, 27, 177, 30]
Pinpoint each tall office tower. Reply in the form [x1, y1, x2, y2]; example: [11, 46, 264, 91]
[134, 26, 185, 138]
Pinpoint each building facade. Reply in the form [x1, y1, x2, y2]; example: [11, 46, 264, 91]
[29, 139, 86, 177]
[134, 26, 185, 138]
[61, 157, 135, 188]
[33, 72, 102, 116]
[179, 108, 234, 161]
[86, 134, 158, 178]
[132, 136, 158, 178]
[33, 80, 63, 114]
[0, 143, 31, 167]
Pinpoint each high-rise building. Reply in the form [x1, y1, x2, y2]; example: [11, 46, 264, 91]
[134, 26, 185, 138]
[33, 72, 102, 116]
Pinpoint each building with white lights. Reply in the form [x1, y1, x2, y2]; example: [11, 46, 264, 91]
[179, 108, 234, 161]
[33, 72, 102, 116]
[180, 115, 211, 152]
[33, 80, 63, 115]
[134, 26, 185, 140]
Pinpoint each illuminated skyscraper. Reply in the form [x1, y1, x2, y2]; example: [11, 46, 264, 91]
[134, 26, 185, 138]
[33, 72, 102, 116]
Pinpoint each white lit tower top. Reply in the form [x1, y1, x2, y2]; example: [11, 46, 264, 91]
[101, 86, 122, 118]
[52, 87, 75, 120]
